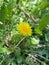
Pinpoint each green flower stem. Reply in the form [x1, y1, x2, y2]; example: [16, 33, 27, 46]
[15, 36, 26, 48]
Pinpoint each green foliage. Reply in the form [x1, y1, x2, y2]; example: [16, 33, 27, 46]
[35, 15, 49, 34]
[0, 0, 49, 65]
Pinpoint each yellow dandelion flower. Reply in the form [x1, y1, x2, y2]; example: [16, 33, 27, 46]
[17, 22, 32, 36]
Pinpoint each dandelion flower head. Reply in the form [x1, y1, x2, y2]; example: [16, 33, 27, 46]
[17, 22, 32, 36]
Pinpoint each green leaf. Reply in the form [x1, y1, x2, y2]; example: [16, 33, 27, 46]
[39, 0, 49, 10]
[45, 31, 49, 42]
[30, 37, 39, 45]
[17, 56, 23, 64]
[14, 48, 21, 58]
[41, 62, 46, 65]
[0, 0, 3, 7]
[0, 21, 3, 25]
[35, 15, 49, 34]
[0, 2, 12, 22]
[0, 47, 10, 53]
